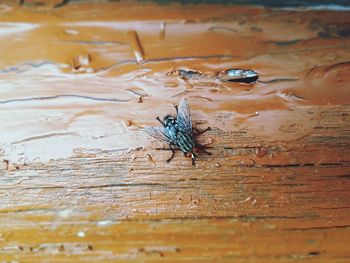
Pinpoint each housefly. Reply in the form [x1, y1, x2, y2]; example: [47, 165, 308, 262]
[144, 99, 211, 165]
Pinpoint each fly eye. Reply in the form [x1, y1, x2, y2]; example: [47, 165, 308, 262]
[185, 152, 192, 158]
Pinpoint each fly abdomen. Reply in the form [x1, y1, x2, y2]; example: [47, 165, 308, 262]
[176, 132, 194, 153]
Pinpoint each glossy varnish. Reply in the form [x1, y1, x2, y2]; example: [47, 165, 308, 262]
[0, 1, 349, 262]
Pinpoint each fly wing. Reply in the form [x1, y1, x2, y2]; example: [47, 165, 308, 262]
[176, 98, 193, 136]
[144, 126, 173, 143]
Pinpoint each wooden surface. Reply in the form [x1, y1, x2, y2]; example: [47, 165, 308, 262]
[0, 1, 350, 262]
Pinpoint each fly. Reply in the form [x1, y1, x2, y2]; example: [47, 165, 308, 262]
[144, 99, 211, 165]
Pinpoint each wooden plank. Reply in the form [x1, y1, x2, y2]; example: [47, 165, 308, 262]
[0, 1, 350, 262]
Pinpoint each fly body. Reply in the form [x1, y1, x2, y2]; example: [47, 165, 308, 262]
[163, 115, 195, 154]
[144, 99, 211, 165]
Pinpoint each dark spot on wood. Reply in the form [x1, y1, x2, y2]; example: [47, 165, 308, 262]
[3, 159, 9, 170]
[58, 244, 65, 252]
[54, 0, 70, 8]
[337, 28, 350, 37]
[147, 154, 155, 162]
[251, 26, 263, 32]
[309, 251, 321, 256]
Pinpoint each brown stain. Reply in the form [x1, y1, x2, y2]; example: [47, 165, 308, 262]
[0, 1, 350, 262]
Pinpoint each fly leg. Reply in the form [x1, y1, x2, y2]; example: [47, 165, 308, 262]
[156, 116, 166, 127]
[174, 104, 178, 114]
[193, 127, 212, 156]
[167, 144, 176, 163]
[196, 145, 212, 155]
[156, 144, 177, 163]
[193, 127, 211, 134]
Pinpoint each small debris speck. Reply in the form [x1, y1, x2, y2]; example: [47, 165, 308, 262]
[97, 220, 113, 227]
[72, 54, 91, 70]
[64, 29, 79, 35]
[77, 231, 86, 238]
[3, 159, 9, 170]
[147, 154, 155, 162]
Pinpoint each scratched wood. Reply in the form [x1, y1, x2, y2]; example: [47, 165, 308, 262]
[1, 1, 350, 262]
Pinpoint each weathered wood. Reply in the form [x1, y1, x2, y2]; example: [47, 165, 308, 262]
[0, 1, 350, 262]
[1, 105, 350, 262]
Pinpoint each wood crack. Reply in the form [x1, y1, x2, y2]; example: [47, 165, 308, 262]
[0, 95, 132, 104]
[284, 225, 350, 231]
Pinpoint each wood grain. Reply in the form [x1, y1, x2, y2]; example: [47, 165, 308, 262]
[0, 2, 350, 262]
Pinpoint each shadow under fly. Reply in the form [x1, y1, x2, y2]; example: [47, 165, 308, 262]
[144, 99, 211, 165]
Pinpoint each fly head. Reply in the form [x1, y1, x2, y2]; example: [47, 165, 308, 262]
[164, 115, 176, 127]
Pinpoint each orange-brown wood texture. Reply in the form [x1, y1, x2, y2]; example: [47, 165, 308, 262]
[0, 1, 350, 262]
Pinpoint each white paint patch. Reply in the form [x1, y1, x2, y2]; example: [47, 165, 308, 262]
[57, 209, 74, 219]
[0, 64, 149, 163]
[77, 231, 86, 238]
[279, 5, 350, 11]
[97, 220, 113, 227]
[0, 23, 39, 37]
[64, 21, 167, 35]
[64, 29, 79, 35]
